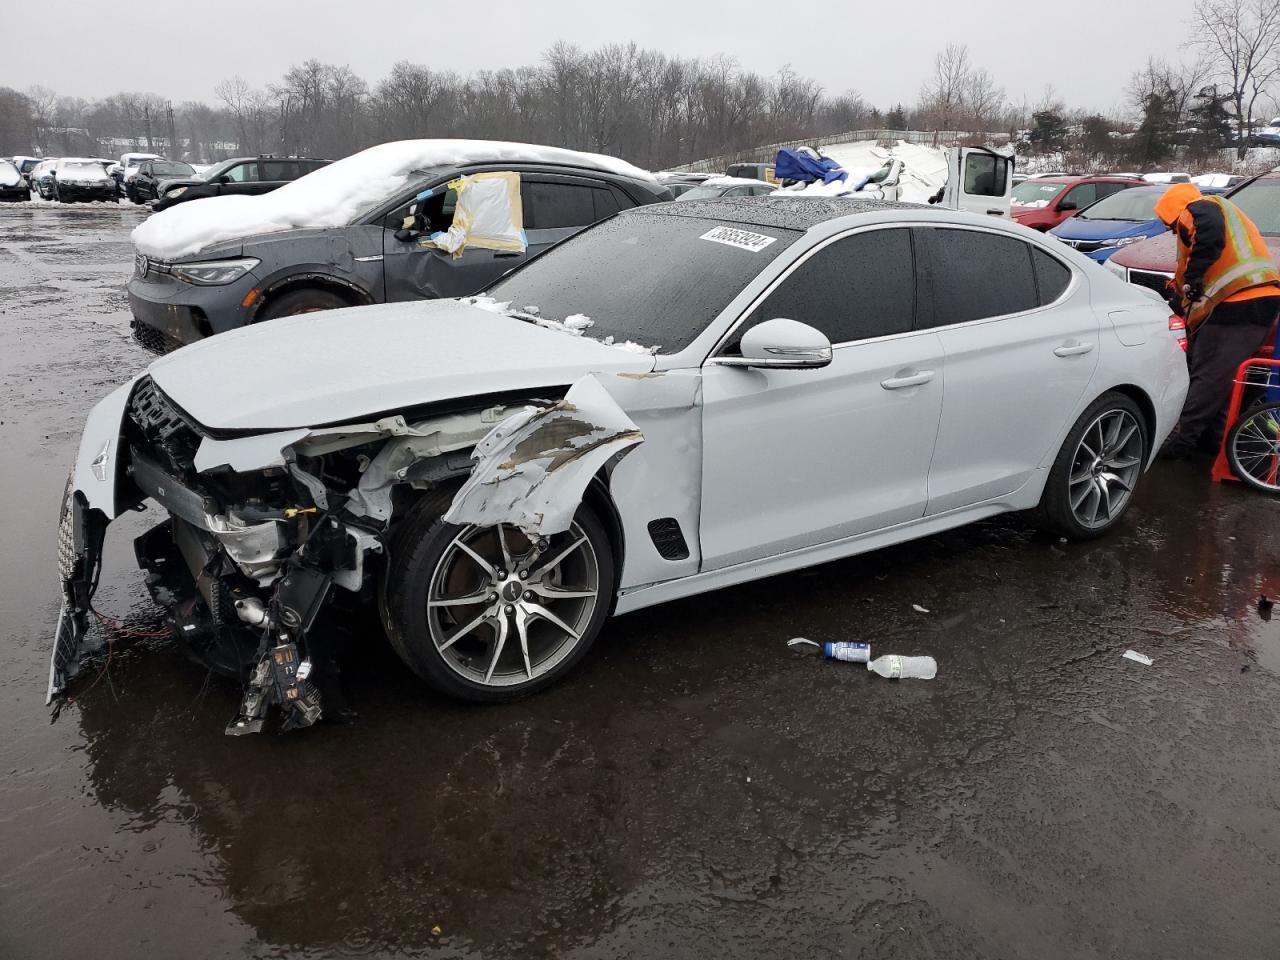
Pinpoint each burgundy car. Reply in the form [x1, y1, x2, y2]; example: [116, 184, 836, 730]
[1011, 175, 1146, 232]
[1107, 170, 1280, 310]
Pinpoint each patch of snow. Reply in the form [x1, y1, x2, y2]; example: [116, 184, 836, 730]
[1191, 172, 1236, 188]
[132, 139, 655, 260]
[463, 296, 656, 353]
[0, 161, 19, 187]
[55, 159, 113, 182]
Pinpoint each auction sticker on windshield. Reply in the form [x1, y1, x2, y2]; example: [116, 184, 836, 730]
[699, 226, 777, 252]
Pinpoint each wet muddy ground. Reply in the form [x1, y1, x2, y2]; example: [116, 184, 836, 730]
[3, 204, 1280, 959]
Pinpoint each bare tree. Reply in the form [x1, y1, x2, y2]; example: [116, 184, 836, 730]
[964, 68, 1006, 131]
[920, 43, 971, 129]
[1190, 0, 1280, 158]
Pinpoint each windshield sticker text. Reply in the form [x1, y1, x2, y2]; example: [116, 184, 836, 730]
[699, 227, 777, 252]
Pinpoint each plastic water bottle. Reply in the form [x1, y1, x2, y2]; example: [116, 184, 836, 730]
[823, 641, 870, 663]
[867, 655, 937, 680]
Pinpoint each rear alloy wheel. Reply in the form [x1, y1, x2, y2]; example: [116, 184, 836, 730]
[381, 491, 614, 702]
[1038, 392, 1147, 539]
[1227, 401, 1280, 494]
[255, 288, 350, 322]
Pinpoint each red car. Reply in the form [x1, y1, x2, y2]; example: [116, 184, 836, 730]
[1107, 170, 1280, 310]
[1010, 175, 1147, 231]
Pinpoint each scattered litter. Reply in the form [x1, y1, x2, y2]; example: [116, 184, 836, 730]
[1259, 595, 1274, 621]
[431, 925, 442, 936]
[867, 655, 937, 680]
[1122, 650, 1153, 666]
[787, 637, 820, 649]
[912, 604, 930, 614]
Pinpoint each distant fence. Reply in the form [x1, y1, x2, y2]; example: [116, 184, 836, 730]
[670, 128, 1014, 173]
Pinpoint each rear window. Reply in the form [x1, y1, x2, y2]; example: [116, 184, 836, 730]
[923, 228, 1040, 325]
[486, 212, 799, 353]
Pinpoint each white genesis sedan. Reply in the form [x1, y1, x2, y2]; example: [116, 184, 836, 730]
[51, 198, 1189, 733]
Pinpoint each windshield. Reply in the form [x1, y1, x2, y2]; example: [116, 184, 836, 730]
[1012, 180, 1065, 207]
[60, 161, 109, 180]
[1077, 189, 1162, 222]
[486, 212, 800, 352]
[151, 161, 194, 177]
[1227, 178, 1280, 235]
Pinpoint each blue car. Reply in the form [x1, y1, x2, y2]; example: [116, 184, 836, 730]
[1049, 184, 1226, 262]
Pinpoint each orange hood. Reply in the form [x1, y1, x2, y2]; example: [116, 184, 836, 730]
[1154, 183, 1203, 226]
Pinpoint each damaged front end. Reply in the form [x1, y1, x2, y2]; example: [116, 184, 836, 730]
[49, 375, 536, 734]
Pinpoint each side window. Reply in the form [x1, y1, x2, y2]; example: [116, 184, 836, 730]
[592, 187, 620, 219]
[385, 186, 458, 234]
[1094, 182, 1128, 201]
[963, 153, 1009, 197]
[724, 186, 752, 197]
[1032, 248, 1072, 304]
[1062, 183, 1097, 209]
[924, 229, 1040, 326]
[522, 181, 599, 229]
[262, 160, 299, 181]
[224, 162, 258, 183]
[728, 228, 915, 351]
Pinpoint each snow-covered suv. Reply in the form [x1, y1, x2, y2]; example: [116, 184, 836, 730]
[127, 140, 671, 352]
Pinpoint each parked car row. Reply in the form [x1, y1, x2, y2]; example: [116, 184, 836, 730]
[6, 156, 117, 203]
[50, 138, 1189, 738]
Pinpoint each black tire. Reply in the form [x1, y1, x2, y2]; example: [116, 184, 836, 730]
[380, 490, 615, 703]
[53, 186, 64, 203]
[1226, 401, 1280, 494]
[256, 288, 350, 322]
[1037, 391, 1148, 540]
[21, 188, 30, 201]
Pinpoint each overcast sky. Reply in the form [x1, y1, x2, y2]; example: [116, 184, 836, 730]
[3, 0, 1200, 115]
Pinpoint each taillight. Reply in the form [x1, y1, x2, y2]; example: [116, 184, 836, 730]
[1169, 314, 1188, 352]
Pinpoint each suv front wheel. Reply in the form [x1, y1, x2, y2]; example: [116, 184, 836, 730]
[256, 288, 350, 321]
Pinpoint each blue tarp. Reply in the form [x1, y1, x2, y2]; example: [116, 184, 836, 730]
[774, 148, 848, 185]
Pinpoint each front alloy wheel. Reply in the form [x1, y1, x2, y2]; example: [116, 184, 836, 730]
[381, 491, 614, 702]
[1039, 391, 1148, 539]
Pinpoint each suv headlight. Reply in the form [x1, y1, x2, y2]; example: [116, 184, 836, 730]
[172, 257, 260, 285]
[167, 186, 187, 197]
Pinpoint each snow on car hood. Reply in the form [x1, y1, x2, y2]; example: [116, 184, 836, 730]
[146, 298, 657, 431]
[0, 163, 20, 187]
[132, 139, 655, 260]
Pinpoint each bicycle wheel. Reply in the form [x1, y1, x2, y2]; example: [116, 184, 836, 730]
[1227, 401, 1280, 493]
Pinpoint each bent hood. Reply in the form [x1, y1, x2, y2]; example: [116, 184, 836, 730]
[147, 299, 657, 431]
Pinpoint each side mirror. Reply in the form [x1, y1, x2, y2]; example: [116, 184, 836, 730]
[216, 174, 232, 184]
[1058, 200, 1078, 211]
[718, 317, 832, 370]
[394, 228, 419, 243]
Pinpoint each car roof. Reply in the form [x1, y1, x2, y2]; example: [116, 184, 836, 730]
[635, 196, 929, 231]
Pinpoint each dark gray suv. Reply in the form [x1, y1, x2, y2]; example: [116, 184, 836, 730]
[128, 156, 671, 352]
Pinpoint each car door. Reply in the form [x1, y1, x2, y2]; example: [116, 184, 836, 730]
[698, 226, 946, 571]
[915, 225, 1097, 515]
[942, 148, 1014, 217]
[219, 161, 260, 196]
[381, 178, 522, 302]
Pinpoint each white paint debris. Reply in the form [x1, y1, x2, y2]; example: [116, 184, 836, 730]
[132, 138, 654, 259]
[1122, 650, 1153, 666]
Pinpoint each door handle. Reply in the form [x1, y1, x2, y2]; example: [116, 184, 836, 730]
[494, 252, 521, 258]
[986, 208, 1004, 216]
[880, 370, 935, 390]
[1053, 341, 1095, 357]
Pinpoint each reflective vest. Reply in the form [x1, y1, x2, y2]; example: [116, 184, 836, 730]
[1172, 195, 1280, 329]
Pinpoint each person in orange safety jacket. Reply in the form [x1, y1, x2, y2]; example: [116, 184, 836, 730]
[1154, 183, 1280, 459]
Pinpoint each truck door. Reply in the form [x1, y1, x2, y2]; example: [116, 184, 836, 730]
[941, 148, 1014, 218]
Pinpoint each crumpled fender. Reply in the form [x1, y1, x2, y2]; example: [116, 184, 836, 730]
[73, 375, 144, 517]
[443, 375, 644, 536]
